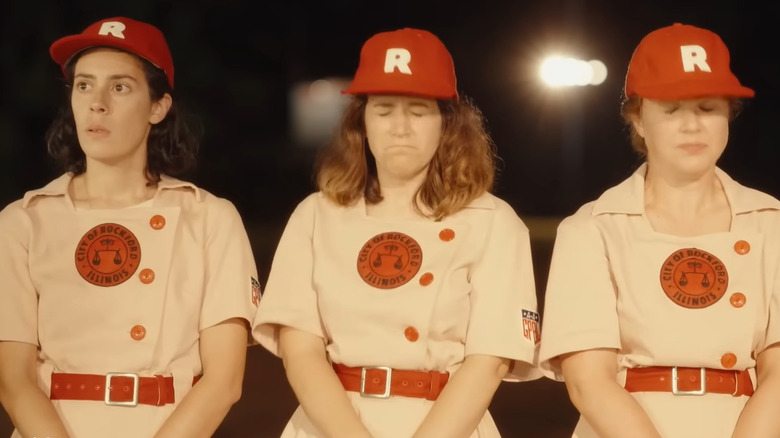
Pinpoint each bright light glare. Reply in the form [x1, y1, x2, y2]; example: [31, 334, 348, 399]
[588, 60, 608, 85]
[540, 56, 607, 87]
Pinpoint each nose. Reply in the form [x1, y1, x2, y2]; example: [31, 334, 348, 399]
[389, 111, 412, 136]
[679, 108, 701, 132]
[89, 89, 110, 114]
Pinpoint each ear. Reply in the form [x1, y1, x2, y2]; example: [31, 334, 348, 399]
[149, 93, 173, 125]
[630, 107, 645, 139]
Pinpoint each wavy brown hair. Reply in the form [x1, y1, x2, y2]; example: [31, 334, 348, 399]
[620, 96, 743, 157]
[316, 95, 496, 220]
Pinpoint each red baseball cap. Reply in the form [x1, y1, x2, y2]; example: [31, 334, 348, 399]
[50, 17, 174, 89]
[624, 23, 753, 100]
[342, 28, 458, 100]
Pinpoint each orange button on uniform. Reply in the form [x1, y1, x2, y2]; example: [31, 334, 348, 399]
[734, 240, 750, 255]
[149, 215, 166, 230]
[730, 293, 746, 308]
[404, 327, 419, 342]
[721, 353, 737, 369]
[139, 269, 155, 284]
[439, 228, 455, 242]
[130, 325, 146, 341]
[419, 272, 434, 286]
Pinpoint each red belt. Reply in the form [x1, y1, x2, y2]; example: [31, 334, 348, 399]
[625, 366, 753, 397]
[50, 372, 201, 406]
[333, 363, 449, 401]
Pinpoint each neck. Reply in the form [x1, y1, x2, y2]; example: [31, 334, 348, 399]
[644, 165, 722, 215]
[71, 160, 157, 209]
[643, 164, 731, 236]
[366, 172, 428, 219]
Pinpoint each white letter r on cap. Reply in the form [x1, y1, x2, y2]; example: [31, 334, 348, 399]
[384, 48, 412, 75]
[98, 21, 127, 39]
[680, 45, 711, 72]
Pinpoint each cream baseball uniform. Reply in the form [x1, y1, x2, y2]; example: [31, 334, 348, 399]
[0, 173, 258, 438]
[253, 191, 541, 438]
[539, 164, 780, 438]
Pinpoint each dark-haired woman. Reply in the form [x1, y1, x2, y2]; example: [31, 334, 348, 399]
[0, 17, 257, 438]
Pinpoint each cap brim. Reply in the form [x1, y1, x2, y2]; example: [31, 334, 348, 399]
[341, 84, 458, 100]
[50, 34, 154, 68]
[630, 80, 755, 100]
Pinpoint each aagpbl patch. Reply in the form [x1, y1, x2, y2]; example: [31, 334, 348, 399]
[250, 276, 261, 306]
[660, 248, 729, 309]
[74, 223, 141, 287]
[522, 309, 541, 344]
[356, 232, 422, 289]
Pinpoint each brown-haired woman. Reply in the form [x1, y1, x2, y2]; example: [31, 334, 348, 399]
[253, 28, 540, 438]
[540, 23, 780, 438]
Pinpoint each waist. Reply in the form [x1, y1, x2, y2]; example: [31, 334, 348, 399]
[333, 363, 449, 401]
[50, 372, 201, 406]
[625, 366, 753, 397]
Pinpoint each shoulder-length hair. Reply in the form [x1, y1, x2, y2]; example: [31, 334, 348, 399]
[316, 95, 496, 220]
[45, 48, 200, 184]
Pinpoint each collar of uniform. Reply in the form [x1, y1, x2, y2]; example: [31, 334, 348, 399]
[464, 192, 496, 210]
[591, 163, 780, 216]
[22, 173, 202, 208]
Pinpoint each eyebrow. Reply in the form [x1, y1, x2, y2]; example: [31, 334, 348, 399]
[370, 101, 434, 109]
[73, 73, 139, 82]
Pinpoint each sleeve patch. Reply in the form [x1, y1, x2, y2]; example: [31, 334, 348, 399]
[522, 309, 541, 344]
[251, 276, 261, 306]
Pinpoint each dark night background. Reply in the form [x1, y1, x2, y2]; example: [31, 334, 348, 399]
[0, 0, 777, 436]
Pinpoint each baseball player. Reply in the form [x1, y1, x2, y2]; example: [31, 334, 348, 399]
[253, 28, 541, 438]
[539, 23, 780, 438]
[0, 17, 258, 438]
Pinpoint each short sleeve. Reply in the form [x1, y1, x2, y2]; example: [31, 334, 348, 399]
[757, 243, 780, 352]
[200, 197, 259, 337]
[0, 200, 38, 345]
[538, 212, 621, 380]
[252, 195, 324, 356]
[465, 201, 542, 382]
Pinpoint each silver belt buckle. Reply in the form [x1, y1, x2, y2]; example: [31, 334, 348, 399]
[105, 372, 140, 406]
[671, 367, 706, 395]
[360, 366, 392, 399]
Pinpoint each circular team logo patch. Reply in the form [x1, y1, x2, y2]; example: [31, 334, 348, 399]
[75, 223, 141, 287]
[659, 248, 728, 309]
[356, 232, 422, 289]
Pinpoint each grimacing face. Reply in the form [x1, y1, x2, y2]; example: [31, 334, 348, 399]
[364, 95, 442, 187]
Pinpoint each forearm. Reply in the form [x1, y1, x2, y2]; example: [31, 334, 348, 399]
[0, 341, 70, 438]
[568, 380, 662, 438]
[1, 381, 70, 438]
[152, 374, 240, 438]
[154, 318, 248, 438]
[285, 355, 372, 438]
[732, 373, 780, 437]
[412, 355, 508, 438]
